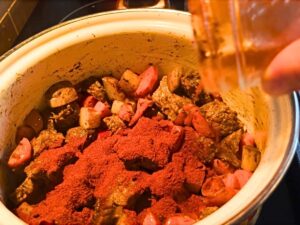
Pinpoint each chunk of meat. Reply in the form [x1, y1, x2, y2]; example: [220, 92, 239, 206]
[165, 215, 196, 225]
[8, 138, 32, 168]
[184, 156, 206, 194]
[87, 80, 107, 101]
[135, 66, 158, 97]
[66, 126, 96, 150]
[119, 69, 140, 96]
[143, 212, 161, 225]
[115, 118, 184, 171]
[180, 72, 201, 97]
[103, 115, 126, 133]
[149, 161, 185, 197]
[129, 98, 153, 126]
[31, 127, 64, 157]
[180, 127, 216, 163]
[10, 178, 35, 206]
[45, 81, 78, 108]
[217, 130, 242, 168]
[152, 76, 192, 121]
[79, 107, 101, 129]
[51, 103, 80, 132]
[111, 100, 125, 115]
[241, 145, 261, 172]
[200, 100, 241, 137]
[24, 109, 44, 134]
[94, 101, 111, 118]
[15, 125, 35, 143]
[93, 171, 148, 225]
[102, 77, 125, 101]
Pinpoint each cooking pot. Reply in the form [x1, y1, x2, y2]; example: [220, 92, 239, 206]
[0, 8, 299, 225]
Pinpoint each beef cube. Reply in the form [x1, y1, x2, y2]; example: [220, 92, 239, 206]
[87, 80, 107, 102]
[180, 127, 216, 163]
[102, 77, 126, 101]
[93, 172, 148, 225]
[103, 115, 126, 133]
[119, 69, 140, 96]
[200, 100, 242, 138]
[183, 156, 206, 194]
[66, 126, 96, 150]
[115, 118, 183, 171]
[152, 76, 191, 121]
[31, 127, 64, 157]
[149, 161, 185, 198]
[10, 178, 35, 205]
[217, 130, 242, 168]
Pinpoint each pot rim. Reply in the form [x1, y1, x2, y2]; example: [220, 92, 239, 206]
[0, 8, 299, 225]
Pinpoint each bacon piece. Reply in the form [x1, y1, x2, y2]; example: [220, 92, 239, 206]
[129, 98, 153, 126]
[135, 66, 158, 97]
[8, 138, 32, 168]
[94, 101, 111, 118]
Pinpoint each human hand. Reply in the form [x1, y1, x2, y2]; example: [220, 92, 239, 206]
[262, 39, 300, 95]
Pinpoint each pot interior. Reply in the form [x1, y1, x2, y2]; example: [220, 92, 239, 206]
[0, 9, 298, 225]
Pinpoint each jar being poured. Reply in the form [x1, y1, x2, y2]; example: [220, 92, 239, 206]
[188, 0, 300, 93]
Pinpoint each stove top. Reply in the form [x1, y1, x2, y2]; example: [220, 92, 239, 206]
[13, 1, 300, 224]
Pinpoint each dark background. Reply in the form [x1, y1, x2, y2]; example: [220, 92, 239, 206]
[13, 1, 300, 224]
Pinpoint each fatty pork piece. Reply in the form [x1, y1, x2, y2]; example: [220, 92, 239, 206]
[10, 145, 79, 205]
[199, 100, 242, 138]
[152, 76, 191, 121]
[114, 117, 184, 172]
[179, 127, 216, 163]
[50, 102, 80, 132]
[217, 129, 242, 168]
[93, 171, 149, 225]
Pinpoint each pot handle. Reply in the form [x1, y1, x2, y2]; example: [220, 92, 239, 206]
[116, 0, 170, 9]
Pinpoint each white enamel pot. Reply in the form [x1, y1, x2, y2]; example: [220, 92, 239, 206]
[0, 9, 299, 225]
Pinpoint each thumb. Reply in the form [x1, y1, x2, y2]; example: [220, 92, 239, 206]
[262, 38, 300, 95]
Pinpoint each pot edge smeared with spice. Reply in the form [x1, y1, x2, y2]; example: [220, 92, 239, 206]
[7, 65, 261, 225]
